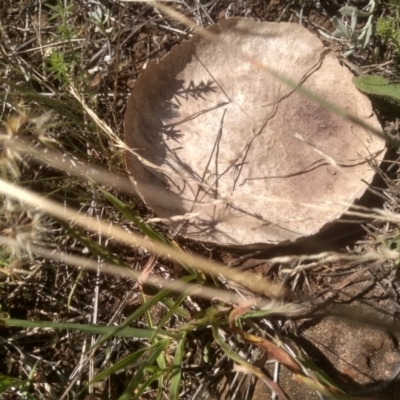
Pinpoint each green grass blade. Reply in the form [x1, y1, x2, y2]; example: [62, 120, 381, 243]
[103, 187, 203, 279]
[0, 374, 25, 393]
[142, 284, 189, 317]
[56, 217, 127, 266]
[92, 275, 195, 349]
[132, 370, 165, 400]
[0, 318, 173, 339]
[212, 326, 289, 400]
[212, 325, 251, 366]
[170, 333, 186, 400]
[150, 276, 197, 341]
[159, 297, 190, 318]
[240, 303, 304, 320]
[156, 347, 167, 400]
[298, 356, 367, 400]
[92, 288, 174, 349]
[89, 344, 157, 385]
[101, 189, 170, 245]
[0, 77, 83, 123]
[180, 306, 229, 332]
[118, 339, 170, 400]
[67, 267, 84, 313]
[141, 290, 155, 330]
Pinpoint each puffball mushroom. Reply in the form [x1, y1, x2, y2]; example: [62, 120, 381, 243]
[125, 18, 385, 247]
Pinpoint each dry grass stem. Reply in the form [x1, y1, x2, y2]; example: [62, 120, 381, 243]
[0, 178, 285, 298]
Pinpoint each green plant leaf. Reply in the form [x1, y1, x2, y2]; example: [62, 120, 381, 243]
[0, 374, 25, 393]
[353, 75, 400, 104]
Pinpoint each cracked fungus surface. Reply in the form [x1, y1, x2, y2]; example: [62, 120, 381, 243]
[125, 18, 385, 247]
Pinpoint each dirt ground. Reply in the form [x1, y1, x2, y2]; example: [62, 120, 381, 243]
[1, 0, 400, 399]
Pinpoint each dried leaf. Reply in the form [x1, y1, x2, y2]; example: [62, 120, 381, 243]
[234, 328, 302, 374]
[234, 364, 289, 400]
[228, 298, 258, 328]
[235, 328, 375, 400]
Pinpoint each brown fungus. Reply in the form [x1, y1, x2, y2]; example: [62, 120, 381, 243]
[125, 18, 385, 247]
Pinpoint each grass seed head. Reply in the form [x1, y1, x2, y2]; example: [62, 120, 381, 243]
[0, 198, 43, 259]
[0, 109, 54, 180]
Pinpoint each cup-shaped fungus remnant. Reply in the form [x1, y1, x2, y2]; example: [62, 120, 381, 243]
[125, 18, 385, 247]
